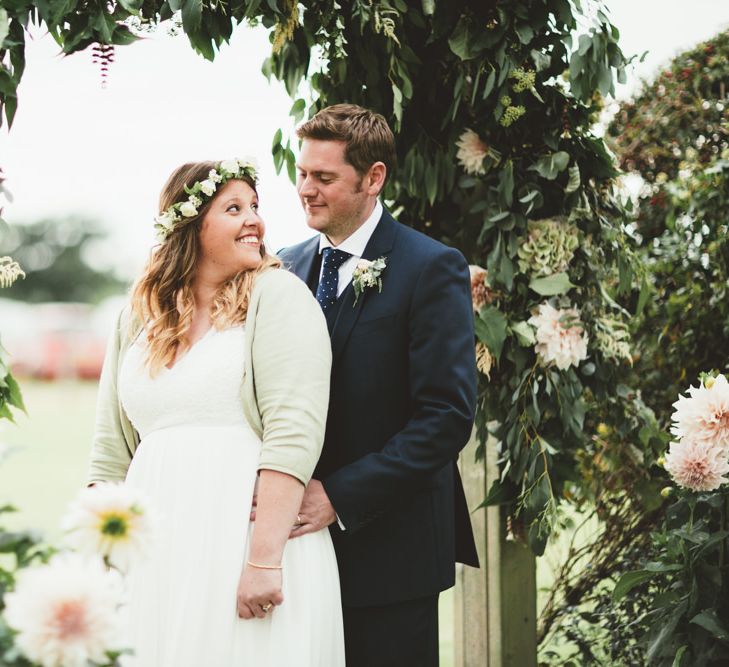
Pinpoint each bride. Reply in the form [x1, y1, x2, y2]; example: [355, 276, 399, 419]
[86, 158, 345, 666]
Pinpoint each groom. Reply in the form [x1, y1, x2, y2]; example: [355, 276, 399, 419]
[280, 104, 479, 667]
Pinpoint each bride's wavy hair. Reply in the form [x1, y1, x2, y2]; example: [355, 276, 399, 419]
[130, 160, 282, 375]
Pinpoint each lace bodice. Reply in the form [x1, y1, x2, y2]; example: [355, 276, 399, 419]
[119, 326, 250, 439]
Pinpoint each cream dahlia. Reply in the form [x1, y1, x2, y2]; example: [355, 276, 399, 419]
[664, 438, 729, 492]
[456, 129, 489, 175]
[4, 553, 124, 667]
[670, 374, 729, 452]
[528, 302, 588, 370]
[469, 265, 494, 312]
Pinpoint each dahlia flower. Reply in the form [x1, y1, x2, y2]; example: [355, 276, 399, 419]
[456, 129, 490, 175]
[670, 374, 729, 452]
[62, 481, 155, 572]
[469, 265, 494, 312]
[4, 553, 124, 667]
[664, 438, 729, 492]
[528, 302, 588, 370]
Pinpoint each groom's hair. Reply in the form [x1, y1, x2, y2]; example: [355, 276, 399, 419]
[296, 104, 397, 181]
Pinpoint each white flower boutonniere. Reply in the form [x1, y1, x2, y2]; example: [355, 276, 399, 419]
[352, 256, 387, 305]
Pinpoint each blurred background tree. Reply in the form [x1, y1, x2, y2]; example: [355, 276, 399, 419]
[608, 28, 729, 423]
[0, 216, 126, 304]
[538, 28, 729, 665]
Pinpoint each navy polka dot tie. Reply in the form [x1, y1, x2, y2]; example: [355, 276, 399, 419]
[316, 247, 352, 313]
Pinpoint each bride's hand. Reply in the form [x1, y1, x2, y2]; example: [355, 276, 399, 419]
[236, 565, 283, 620]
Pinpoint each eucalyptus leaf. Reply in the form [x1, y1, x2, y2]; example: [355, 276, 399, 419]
[612, 569, 655, 601]
[565, 164, 581, 193]
[0, 8, 9, 47]
[690, 610, 729, 641]
[475, 306, 508, 360]
[672, 646, 687, 667]
[529, 151, 570, 180]
[529, 272, 575, 296]
[511, 321, 536, 346]
[421, 0, 435, 15]
[448, 16, 478, 60]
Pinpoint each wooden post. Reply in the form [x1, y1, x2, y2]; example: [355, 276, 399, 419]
[454, 431, 537, 667]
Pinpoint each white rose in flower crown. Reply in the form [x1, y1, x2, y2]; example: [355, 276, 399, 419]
[238, 156, 259, 171]
[220, 159, 240, 174]
[199, 179, 217, 196]
[179, 201, 198, 218]
[208, 169, 222, 183]
[4, 553, 125, 667]
[155, 211, 177, 228]
[528, 302, 588, 370]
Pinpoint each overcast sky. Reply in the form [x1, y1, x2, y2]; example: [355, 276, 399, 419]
[1, 1, 728, 280]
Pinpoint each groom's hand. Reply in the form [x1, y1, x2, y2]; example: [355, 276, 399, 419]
[290, 479, 336, 538]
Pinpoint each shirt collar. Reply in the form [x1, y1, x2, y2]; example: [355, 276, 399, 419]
[318, 200, 383, 257]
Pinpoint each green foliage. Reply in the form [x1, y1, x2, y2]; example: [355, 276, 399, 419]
[0, 504, 51, 667]
[612, 493, 729, 666]
[0, 216, 126, 303]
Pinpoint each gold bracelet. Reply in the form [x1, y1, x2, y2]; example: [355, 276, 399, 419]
[247, 560, 283, 570]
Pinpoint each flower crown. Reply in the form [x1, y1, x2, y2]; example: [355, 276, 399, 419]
[154, 157, 259, 242]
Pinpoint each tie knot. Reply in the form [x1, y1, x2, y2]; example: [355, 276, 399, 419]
[322, 247, 352, 271]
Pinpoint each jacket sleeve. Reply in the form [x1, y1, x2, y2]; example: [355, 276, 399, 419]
[254, 271, 332, 485]
[86, 308, 134, 484]
[323, 247, 477, 533]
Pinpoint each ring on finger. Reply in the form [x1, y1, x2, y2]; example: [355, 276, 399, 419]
[295, 514, 302, 525]
[262, 603, 272, 612]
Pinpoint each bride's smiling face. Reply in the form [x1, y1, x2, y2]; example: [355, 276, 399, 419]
[197, 179, 265, 281]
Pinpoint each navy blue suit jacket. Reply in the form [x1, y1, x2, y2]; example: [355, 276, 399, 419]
[279, 208, 479, 607]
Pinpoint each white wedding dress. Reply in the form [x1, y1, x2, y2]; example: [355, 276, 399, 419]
[117, 325, 345, 667]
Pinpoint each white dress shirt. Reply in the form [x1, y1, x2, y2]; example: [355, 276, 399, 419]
[318, 200, 383, 296]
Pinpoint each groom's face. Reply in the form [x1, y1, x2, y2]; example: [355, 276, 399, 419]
[296, 139, 372, 242]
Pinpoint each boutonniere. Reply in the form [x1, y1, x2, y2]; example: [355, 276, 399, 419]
[352, 257, 387, 305]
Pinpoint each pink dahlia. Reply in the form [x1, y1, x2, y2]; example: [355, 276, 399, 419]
[664, 438, 729, 492]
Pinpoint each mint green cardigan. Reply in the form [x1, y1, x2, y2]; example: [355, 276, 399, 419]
[87, 268, 332, 486]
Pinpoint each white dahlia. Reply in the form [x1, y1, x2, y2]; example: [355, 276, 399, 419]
[528, 302, 588, 370]
[664, 438, 729, 492]
[670, 374, 729, 452]
[4, 553, 124, 667]
[61, 481, 155, 572]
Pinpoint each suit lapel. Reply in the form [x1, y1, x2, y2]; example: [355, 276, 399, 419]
[283, 236, 320, 296]
[330, 210, 397, 363]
